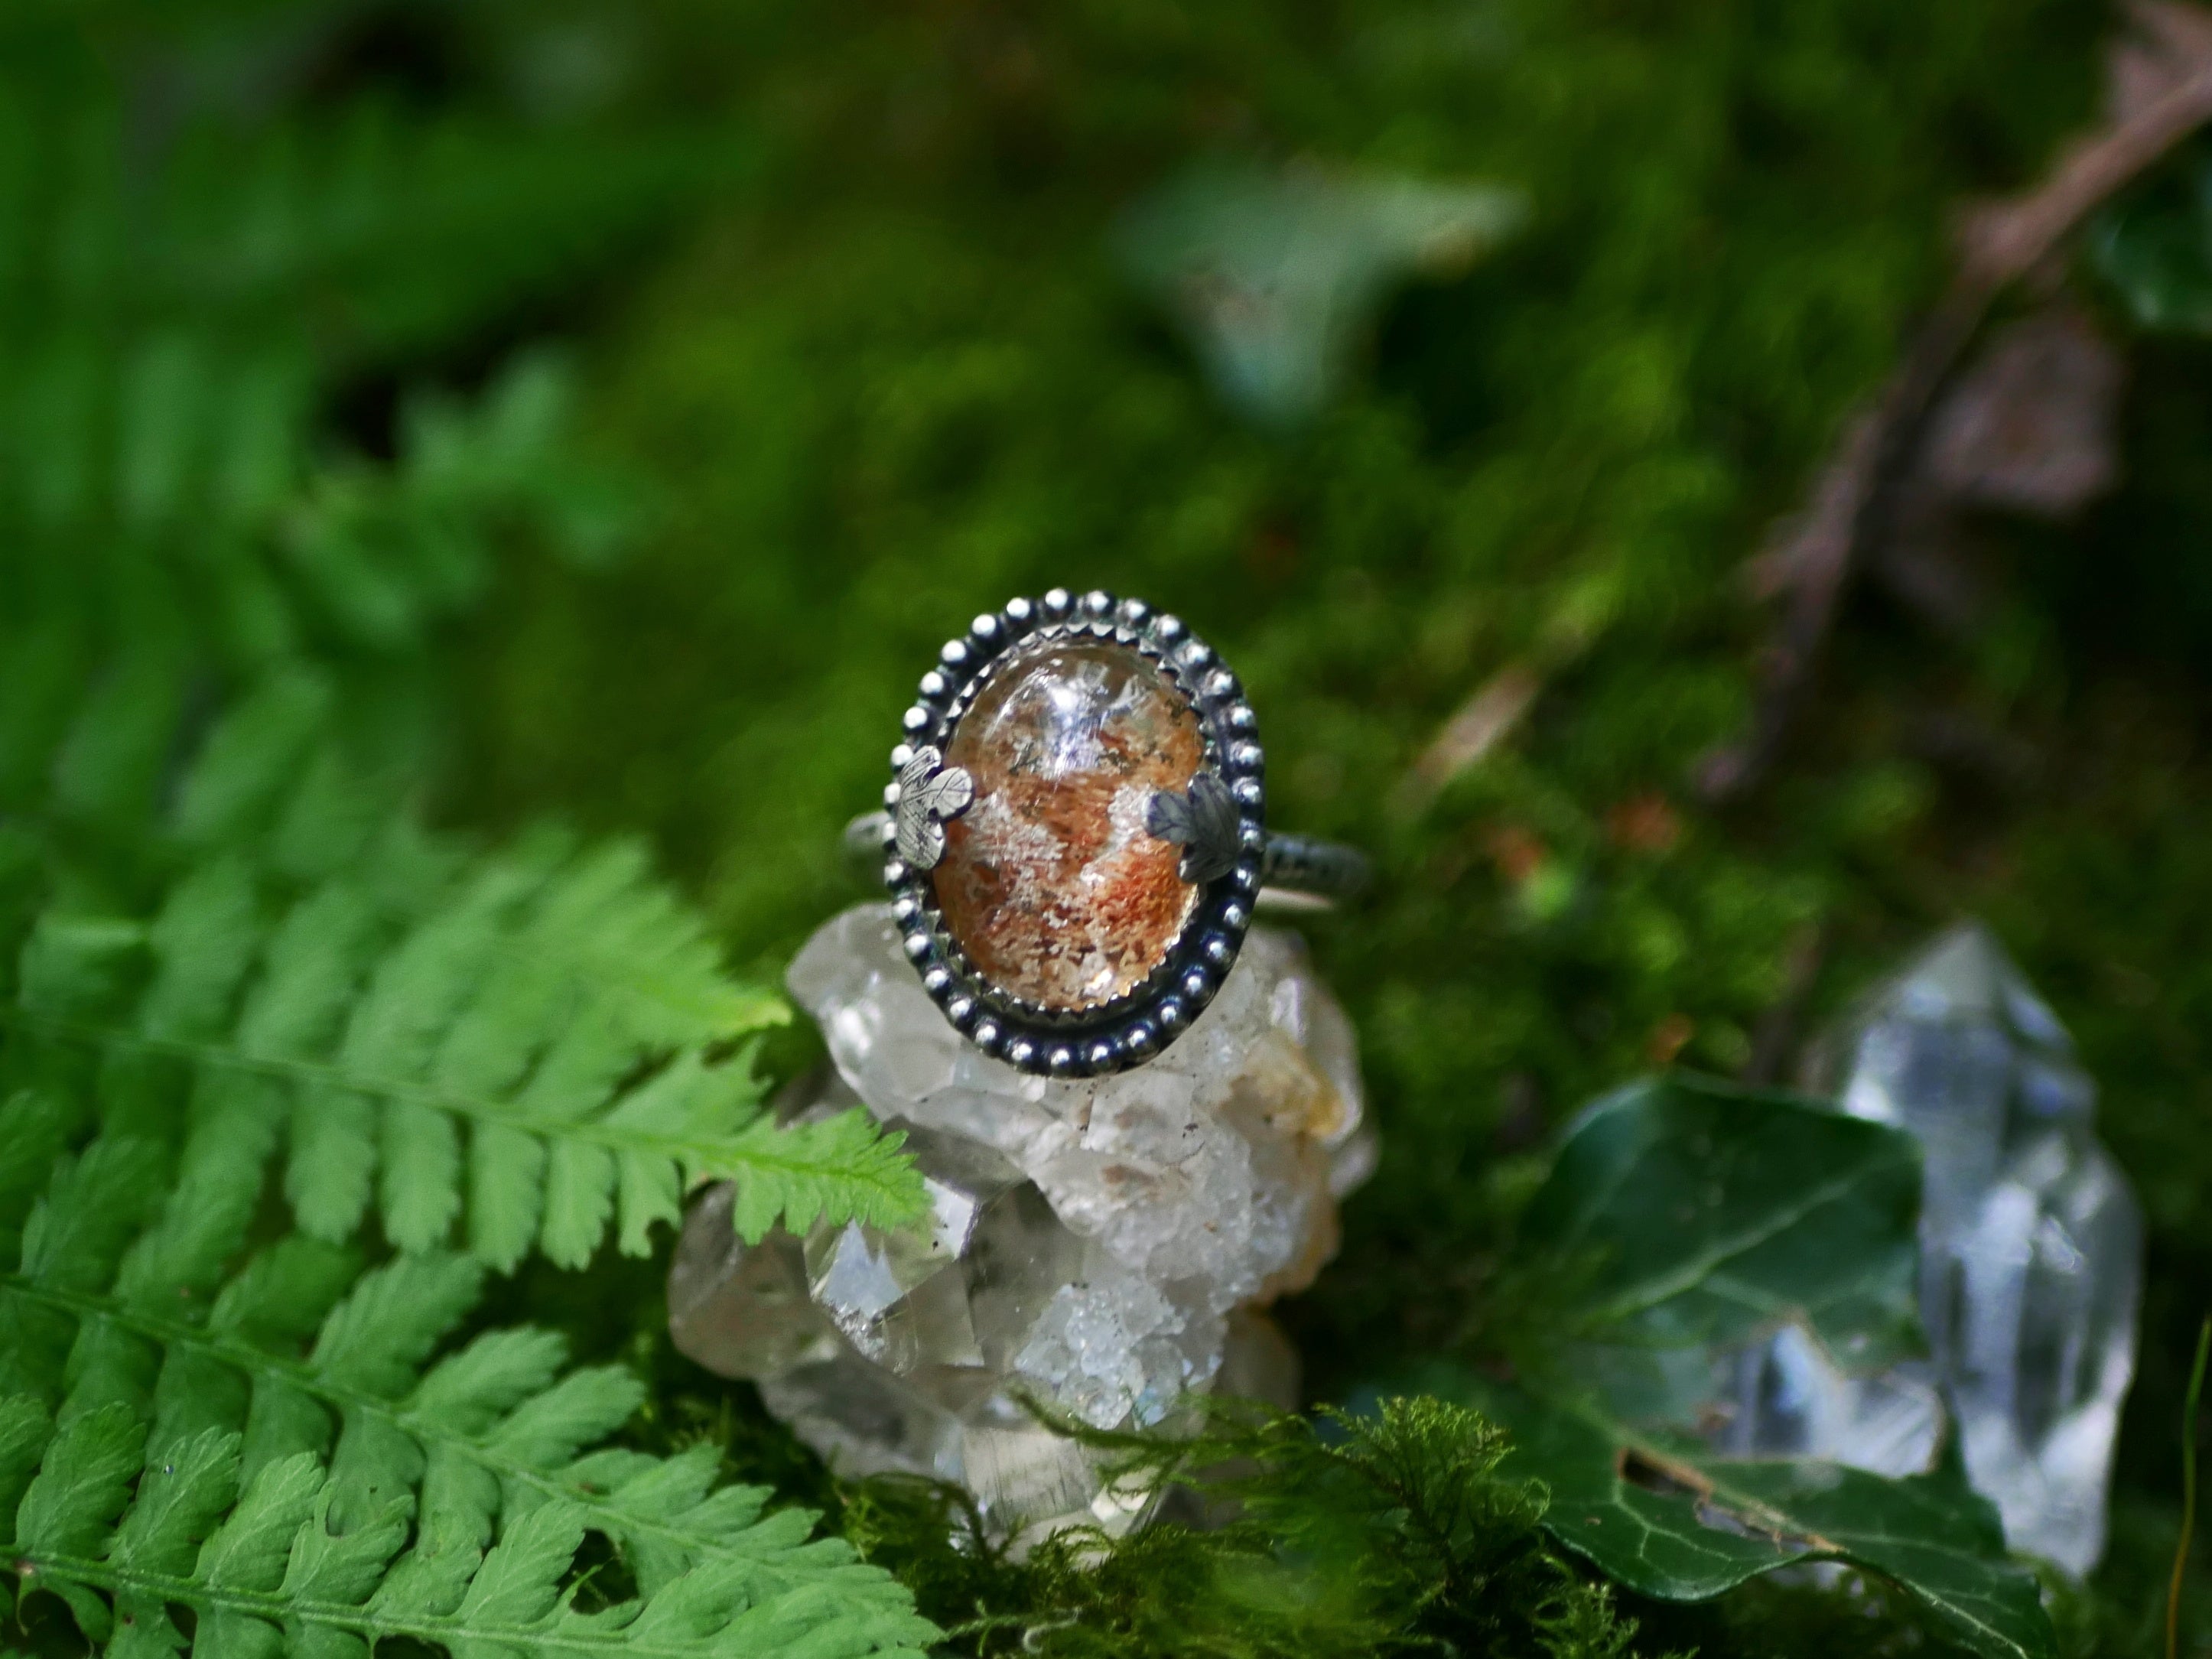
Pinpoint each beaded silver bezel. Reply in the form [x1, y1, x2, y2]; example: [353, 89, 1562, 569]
[880, 588, 1263, 1077]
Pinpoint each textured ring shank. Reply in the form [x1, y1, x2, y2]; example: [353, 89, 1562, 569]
[1258, 831, 1370, 899]
[841, 810, 1366, 901]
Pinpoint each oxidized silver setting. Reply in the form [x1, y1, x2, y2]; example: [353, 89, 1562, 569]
[878, 588, 1274, 1078]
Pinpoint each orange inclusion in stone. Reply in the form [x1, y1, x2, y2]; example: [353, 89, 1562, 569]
[933, 639, 1205, 1011]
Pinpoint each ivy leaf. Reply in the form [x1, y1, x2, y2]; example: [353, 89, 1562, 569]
[1465, 1384, 2052, 1659]
[1516, 1073, 1923, 1407]
[1457, 1075, 2053, 1659]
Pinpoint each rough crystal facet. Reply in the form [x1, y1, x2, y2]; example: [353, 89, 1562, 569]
[933, 639, 1205, 1010]
[1707, 922, 2142, 1576]
[669, 903, 1367, 1546]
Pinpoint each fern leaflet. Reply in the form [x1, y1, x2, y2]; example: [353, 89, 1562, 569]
[0, 1098, 938, 1657]
[0, 678, 922, 1268]
[0, 821, 919, 1267]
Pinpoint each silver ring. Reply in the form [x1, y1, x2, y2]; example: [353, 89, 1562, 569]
[854, 587, 1368, 1077]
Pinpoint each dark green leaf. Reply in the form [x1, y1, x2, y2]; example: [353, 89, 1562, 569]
[1517, 1073, 1922, 1419]
[1467, 1075, 2051, 1659]
[1470, 1384, 2052, 1659]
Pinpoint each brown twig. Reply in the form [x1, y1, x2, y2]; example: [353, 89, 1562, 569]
[1698, 2, 2212, 802]
[1395, 661, 1544, 814]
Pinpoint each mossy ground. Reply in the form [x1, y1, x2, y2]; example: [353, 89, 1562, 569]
[392, 0, 2212, 1649]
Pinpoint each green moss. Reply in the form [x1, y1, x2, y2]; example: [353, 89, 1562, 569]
[440, 0, 2212, 1648]
[12, 0, 2209, 1650]
[823, 1397, 1670, 1659]
[428, 0, 2212, 1646]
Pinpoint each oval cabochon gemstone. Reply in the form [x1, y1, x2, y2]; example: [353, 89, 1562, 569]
[934, 639, 1205, 1011]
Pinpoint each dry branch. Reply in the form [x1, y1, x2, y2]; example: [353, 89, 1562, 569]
[1698, 2, 2212, 801]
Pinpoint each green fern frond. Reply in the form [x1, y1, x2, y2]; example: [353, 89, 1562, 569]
[272, 351, 641, 655]
[0, 607, 920, 1270]
[0, 34, 688, 808]
[0, 347, 636, 837]
[0, 783, 919, 1265]
[0, 25, 688, 961]
[2, 25, 730, 374]
[0, 1101, 938, 1657]
[145, 99, 739, 372]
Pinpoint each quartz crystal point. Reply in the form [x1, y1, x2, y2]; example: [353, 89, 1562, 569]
[1711, 921, 2142, 1576]
[669, 904, 1370, 1547]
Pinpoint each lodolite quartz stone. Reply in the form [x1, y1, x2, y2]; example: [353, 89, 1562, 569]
[668, 903, 1371, 1548]
[934, 639, 1205, 1010]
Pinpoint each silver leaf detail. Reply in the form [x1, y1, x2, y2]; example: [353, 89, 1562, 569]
[1146, 770, 1241, 885]
[895, 747, 974, 870]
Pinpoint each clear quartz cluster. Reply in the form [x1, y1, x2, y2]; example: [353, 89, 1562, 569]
[1711, 922, 2142, 1576]
[668, 904, 1371, 1546]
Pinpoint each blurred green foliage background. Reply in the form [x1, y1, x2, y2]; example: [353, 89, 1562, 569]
[11, 0, 2212, 1649]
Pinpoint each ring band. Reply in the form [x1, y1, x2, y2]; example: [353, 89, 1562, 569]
[841, 812, 1368, 904]
[858, 588, 1369, 1077]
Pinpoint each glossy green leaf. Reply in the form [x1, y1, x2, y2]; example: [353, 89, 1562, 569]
[1517, 1073, 1923, 1420]
[1464, 1075, 2053, 1659]
[1470, 1382, 2052, 1659]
